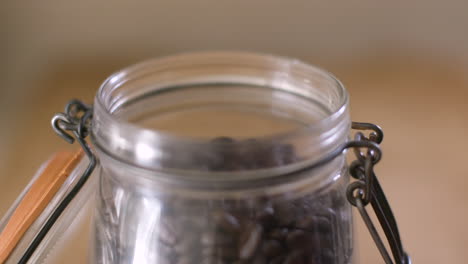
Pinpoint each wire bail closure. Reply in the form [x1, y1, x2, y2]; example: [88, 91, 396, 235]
[346, 122, 411, 264]
[20, 100, 410, 264]
[18, 100, 96, 264]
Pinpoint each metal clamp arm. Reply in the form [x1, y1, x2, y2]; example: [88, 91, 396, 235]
[19, 100, 96, 264]
[347, 122, 410, 264]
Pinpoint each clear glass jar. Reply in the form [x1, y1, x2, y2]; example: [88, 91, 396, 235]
[90, 52, 352, 264]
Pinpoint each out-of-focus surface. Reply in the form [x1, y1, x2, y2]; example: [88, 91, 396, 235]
[1, 1, 467, 263]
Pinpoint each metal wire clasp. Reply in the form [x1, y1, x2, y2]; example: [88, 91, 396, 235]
[346, 122, 411, 264]
[18, 100, 97, 264]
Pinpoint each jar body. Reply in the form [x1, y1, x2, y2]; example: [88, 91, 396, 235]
[93, 158, 352, 264]
[90, 52, 352, 264]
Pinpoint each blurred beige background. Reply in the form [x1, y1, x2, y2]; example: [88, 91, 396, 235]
[1, 1, 468, 263]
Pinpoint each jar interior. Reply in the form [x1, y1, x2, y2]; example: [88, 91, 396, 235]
[116, 83, 331, 139]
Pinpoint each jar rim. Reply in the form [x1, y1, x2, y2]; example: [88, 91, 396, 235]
[91, 51, 350, 177]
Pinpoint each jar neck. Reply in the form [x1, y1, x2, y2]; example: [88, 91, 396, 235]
[91, 52, 350, 184]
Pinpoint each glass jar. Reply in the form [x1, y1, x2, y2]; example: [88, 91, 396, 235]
[90, 52, 352, 264]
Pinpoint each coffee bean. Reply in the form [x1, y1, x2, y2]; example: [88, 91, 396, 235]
[212, 211, 241, 233]
[296, 217, 316, 231]
[278, 144, 296, 164]
[286, 230, 309, 249]
[256, 205, 276, 229]
[273, 202, 296, 226]
[216, 246, 239, 259]
[261, 239, 283, 258]
[283, 250, 306, 264]
[202, 231, 237, 246]
[202, 246, 216, 257]
[271, 144, 296, 166]
[268, 228, 289, 241]
[251, 254, 267, 264]
[320, 249, 335, 264]
[212, 137, 235, 144]
[315, 216, 332, 234]
[270, 255, 286, 264]
[239, 223, 263, 259]
[319, 233, 334, 249]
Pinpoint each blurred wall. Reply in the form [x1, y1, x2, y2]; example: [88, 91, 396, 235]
[4, 1, 468, 79]
[3, 0, 468, 156]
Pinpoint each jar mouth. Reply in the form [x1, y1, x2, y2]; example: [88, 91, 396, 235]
[91, 51, 350, 179]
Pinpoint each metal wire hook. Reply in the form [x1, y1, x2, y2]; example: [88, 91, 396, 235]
[344, 140, 382, 164]
[51, 113, 75, 144]
[351, 122, 384, 144]
[65, 99, 92, 118]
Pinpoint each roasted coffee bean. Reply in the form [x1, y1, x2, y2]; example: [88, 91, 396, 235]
[320, 249, 335, 264]
[278, 144, 296, 164]
[271, 144, 296, 166]
[202, 231, 237, 246]
[268, 228, 289, 241]
[202, 245, 216, 258]
[210, 137, 244, 171]
[273, 202, 296, 226]
[283, 250, 307, 264]
[239, 223, 263, 259]
[212, 211, 241, 233]
[314, 216, 332, 234]
[213, 136, 237, 144]
[296, 217, 316, 231]
[256, 205, 276, 229]
[261, 239, 283, 258]
[251, 254, 267, 264]
[286, 230, 309, 249]
[270, 255, 286, 264]
[253, 145, 278, 168]
[215, 246, 240, 259]
[319, 233, 334, 249]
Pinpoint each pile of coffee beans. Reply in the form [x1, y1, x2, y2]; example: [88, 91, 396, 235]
[151, 138, 351, 264]
[94, 137, 352, 264]
[155, 194, 350, 264]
